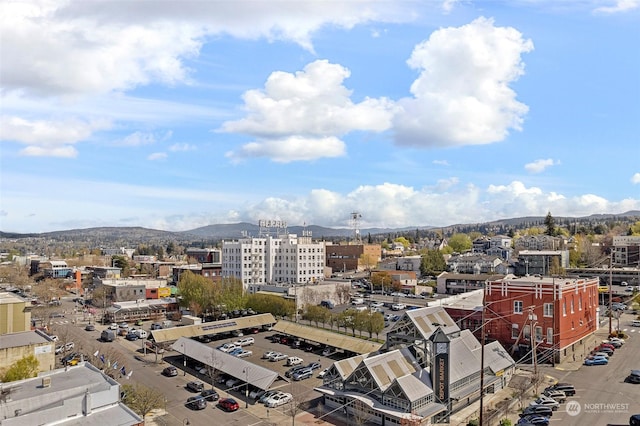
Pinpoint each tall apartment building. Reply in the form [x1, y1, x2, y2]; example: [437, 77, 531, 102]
[484, 274, 599, 364]
[612, 235, 640, 266]
[222, 234, 325, 290]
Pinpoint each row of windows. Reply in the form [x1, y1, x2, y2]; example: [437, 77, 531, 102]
[514, 290, 596, 317]
[512, 324, 554, 344]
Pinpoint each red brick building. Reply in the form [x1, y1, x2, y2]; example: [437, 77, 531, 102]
[484, 274, 600, 364]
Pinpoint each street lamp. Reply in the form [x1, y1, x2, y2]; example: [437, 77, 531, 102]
[181, 343, 186, 376]
[243, 367, 250, 408]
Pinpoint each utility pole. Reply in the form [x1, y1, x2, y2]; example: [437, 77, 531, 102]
[479, 291, 486, 426]
[609, 252, 613, 335]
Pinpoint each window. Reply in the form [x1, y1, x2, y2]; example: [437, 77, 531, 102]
[547, 327, 553, 344]
[514, 301, 523, 314]
[523, 325, 531, 339]
[535, 326, 543, 342]
[563, 301, 567, 316]
[570, 298, 574, 314]
[543, 303, 553, 317]
[579, 298, 582, 311]
[511, 324, 519, 339]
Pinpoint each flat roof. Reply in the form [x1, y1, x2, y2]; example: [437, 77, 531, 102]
[0, 330, 52, 350]
[273, 321, 382, 354]
[150, 313, 276, 343]
[171, 337, 279, 391]
[0, 291, 26, 305]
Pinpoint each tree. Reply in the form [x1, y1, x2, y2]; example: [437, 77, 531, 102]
[447, 233, 472, 253]
[350, 398, 372, 426]
[120, 383, 166, 419]
[544, 212, 556, 236]
[335, 284, 352, 305]
[1, 355, 39, 382]
[111, 255, 130, 277]
[177, 271, 211, 317]
[420, 249, 446, 276]
[364, 311, 385, 338]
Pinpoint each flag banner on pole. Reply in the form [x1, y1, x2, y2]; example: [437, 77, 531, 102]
[120, 366, 126, 376]
[93, 350, 99, 357]
[112, 361, 118, 370]
[127, 371, 133, 379]
[100, 354, 105, 364]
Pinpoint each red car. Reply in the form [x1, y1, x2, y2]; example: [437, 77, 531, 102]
[218, 398, 239, 412]
[599, 343, 615, 351]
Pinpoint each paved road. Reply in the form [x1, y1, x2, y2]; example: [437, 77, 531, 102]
[532, 310, 640, 426]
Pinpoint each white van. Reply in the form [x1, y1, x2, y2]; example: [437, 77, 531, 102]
[351, 298, 364, 306]
[135, 329, 148, 339]
[631, 320, 640, 327]
[286, 356, 304, 366]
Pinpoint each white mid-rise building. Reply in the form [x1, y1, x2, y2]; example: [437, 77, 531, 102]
[222, 234, 325, 291]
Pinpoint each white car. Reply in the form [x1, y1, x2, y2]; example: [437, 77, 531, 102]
[233, 337, 255, 347]
[109, 323, 118, 330]
[264, 392, 293, 408]
[235, 350, 253, 358]
[65, 342, 74, 350]
[318, 368, 329, 378]
[529, 395, 560, 411]
[370, 301, 384, 308]
[262, 350, 278, 359]
[286, 356, 304, 366]
[218, 343, 238, 353]
[269, 353, 287, 362]
[391, 303, 406, 311]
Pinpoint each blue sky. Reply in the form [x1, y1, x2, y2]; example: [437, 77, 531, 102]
[1, 0, 639, 233]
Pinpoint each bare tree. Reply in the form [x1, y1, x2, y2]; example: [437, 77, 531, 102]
[335, 284, 352, 305]
[121, 383, 166, 419]
[350, 399, 373, 426]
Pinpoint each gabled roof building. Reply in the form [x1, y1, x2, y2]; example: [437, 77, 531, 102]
[315, 306, 515, 425]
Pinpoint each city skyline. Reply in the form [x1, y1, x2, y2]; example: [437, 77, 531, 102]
[1, 1, 639, 233]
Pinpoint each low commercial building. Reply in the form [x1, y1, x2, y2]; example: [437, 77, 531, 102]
[0, 362, 142, 425]
[0, 292, 32, 334]
[0, 329, 55, 375]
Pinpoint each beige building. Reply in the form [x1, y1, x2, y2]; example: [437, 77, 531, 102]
[0, 292, 32, 334]
[0, 330, 55, 375]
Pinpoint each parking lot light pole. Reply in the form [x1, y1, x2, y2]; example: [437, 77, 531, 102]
[243, 367, 250, 408]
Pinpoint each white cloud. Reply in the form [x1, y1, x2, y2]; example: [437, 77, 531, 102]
[116, 131, 157, 147]
[222, 60, 396, 161]
[432, 159, 450, 166]
[0, 1, 418, 97]
[593, 0, 639, 14]
[225, 136, 346, 164]
[632, 173, 640, 184]
[394, 17, 533, 148]
[169, 143, 196, 152]
[525, 158, 560, 173]
[147, 152, 167, 161]
[0, 115, 110, 157]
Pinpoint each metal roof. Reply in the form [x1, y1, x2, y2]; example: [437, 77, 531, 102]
[150, 313, 276, 343]
[272, 320, 382, 354]
[403, 306, 461, 338]
[361, 348, 417, 391]
[0, 330, 52, 350]
[171, 337, 279, 391]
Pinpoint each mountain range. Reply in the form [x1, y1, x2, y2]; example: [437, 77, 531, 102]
[1, 211, 638, 244]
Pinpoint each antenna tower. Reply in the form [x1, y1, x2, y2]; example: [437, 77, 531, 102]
[350, 212, 362, 244]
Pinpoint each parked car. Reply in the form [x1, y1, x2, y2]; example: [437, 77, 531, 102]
[322, 347, 336, 356]
[292, 367, 314, 381]
[599, 342, 616, 351]
[626, 370, 640, 384]
[370, 301, 384, 308]
[521, 405, 553, 418]
[391, 303, 406, 311]
[218, 343, 239, 353]
[55, 345, 64, 354]
[518, 415, 549, 425]
[218, 398, 240, 412]
[229, 348, 244, 356]
[593, 345, 614, 356]
[544, 383, 575, 396]
[234, 337, 255, 346]
[529, 395, 560, 411]
[235, 350, 252, 358]
[109, 323, 118, 330]
[585, 356, 608, 366]
[541, 389, 566, 403]
[186, 396, 207, 410]
[631, 414, 640, 426]
[65, 342, 74, 351]
[286, 356, 304, 366]
[258, 390, 279, 404]
[318, 368, 329, 378]
[150, 322, 163, 330]
[285, 365, 307, 378]
[162, 366, 178, 377]
[125, 331, 139, 341]
[307, 361, 322, 370]
[603, 339, 623, 348]
[85, 324, 95, 331]
[186, 381, 205, 392]
[263, 350, 278, 359]
[265, 392, 293, 408]
[270, 353, 287, 362]
[201, 389, 219, 401]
